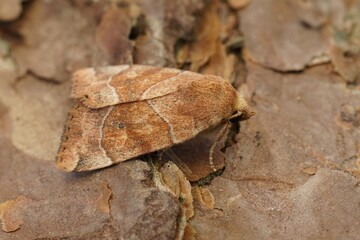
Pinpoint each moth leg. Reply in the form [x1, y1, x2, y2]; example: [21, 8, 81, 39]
[208, 122, 230, 171]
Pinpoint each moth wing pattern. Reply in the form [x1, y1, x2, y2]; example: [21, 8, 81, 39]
[71, 65, 206, 109]
[56, 65, 254, 172]
[57, 101, 174, 171]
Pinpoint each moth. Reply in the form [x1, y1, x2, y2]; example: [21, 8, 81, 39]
[56, 65, 254, 172]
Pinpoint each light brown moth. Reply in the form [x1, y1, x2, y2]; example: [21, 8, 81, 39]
[56, 65, 254, 172]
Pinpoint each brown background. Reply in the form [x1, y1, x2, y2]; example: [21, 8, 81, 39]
[0, 0, 359, 239]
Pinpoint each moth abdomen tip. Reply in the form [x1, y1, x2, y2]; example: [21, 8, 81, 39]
[55, 153, 78, 172]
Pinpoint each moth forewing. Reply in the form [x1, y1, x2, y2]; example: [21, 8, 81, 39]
[56, 65, 254, 172]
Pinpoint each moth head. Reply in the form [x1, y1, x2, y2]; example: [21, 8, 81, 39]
[230, 93, 256, 121]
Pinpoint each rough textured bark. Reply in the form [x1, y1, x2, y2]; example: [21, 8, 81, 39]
[0, 0, 359, 239]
